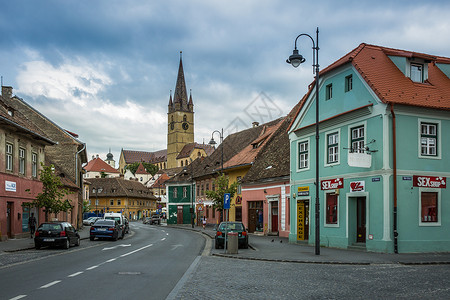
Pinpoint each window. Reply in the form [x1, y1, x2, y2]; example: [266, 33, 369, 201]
[6, 143, 13, 171]
[345, 75, 353, 92]
[327, 132, 339, 164]
[183, 115, 187, 122]
[110, 199, 114, 206]
[411, 63, 423, 82]
[298, 140, 309, 169]
[212, 182, 215, 191]
[197, 185, 200, 196]
[183, 187, 187, 198]
[201, 184, 204, 196]
[237, 176, 242, 194]
[173, 187, 178, 198]
[326, 84, 332, 100]
[420, 122, 437, 156]
[421, 192, 438, 223]
[206, 183, 209, 191]
[351, 125, 365, 153]
[19, 147, 26, 175]
[117, 199, 121, 206]
[325, 193, 338, 225]
[32, 152, 38, 177]
[181, 160, 184, 167]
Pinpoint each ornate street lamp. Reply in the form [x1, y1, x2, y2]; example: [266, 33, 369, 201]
[287, 27, 321, 255]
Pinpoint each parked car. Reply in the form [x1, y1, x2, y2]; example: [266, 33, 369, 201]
[90, 219, 123, 241]
[103, 213, 126, 235]
[214, 222, 248, 249]
[150, 213, 161, 225]
[34, 222, 80, 250]
[83, 217, 101, 226]
[143, 217, 151, 224]
[123, 217, 129, 234]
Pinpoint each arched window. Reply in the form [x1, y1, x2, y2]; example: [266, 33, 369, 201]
[183, 115, 187, 122]
[171, 116, 174, 122]
[181, 160, 184, 167]
[198, 151, 201, 157]
[185, 159, 188, 166]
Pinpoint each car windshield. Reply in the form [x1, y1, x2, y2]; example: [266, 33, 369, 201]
[218, 223, 244, 231]
[95, 220, 114, 226]
[105, 217, 121, 223]
[39, 223, 62, 231]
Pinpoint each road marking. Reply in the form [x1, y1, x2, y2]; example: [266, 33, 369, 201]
[86, 265, 99, 270]
[161, 238, 166, 241]
[106, 258, 117, 262]
[9, 295, 27, 300]
[166, 233, 169, 236]
[171, 244, 183, 250]
[68, 272, 83, 277]
[102, 244, 131, 251]
[120, 244, 153, 257]
[39, 280, 61, 289]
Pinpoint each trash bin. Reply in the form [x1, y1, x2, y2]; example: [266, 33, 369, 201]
[227, 232, 238, 254]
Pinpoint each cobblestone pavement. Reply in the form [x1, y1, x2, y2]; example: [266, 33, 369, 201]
[173, 256, 450, 299]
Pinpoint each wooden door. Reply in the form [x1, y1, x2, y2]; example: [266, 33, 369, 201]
[177, 206, 183, 224]
[7, 202, 13, 238]
[356, 197, 366, 243]
[271, 202, 278, 233]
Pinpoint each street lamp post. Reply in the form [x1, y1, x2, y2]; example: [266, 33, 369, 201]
[286, 27, 321, 255]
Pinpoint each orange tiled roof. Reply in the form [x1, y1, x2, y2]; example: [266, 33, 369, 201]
[84, 157, 119, 173]
[320, 43, 450, 110]
[135, 162, 150, 174]
[122, 149, 167, 164]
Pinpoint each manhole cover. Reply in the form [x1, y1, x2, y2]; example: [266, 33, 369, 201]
[118, 272, 141, 275]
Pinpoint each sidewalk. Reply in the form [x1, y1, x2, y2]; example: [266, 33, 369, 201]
[169, 224, 450, 265]
[0, 226, 91, 252]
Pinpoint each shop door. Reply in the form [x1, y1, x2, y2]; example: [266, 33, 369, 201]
[7, 202, 13, 238]
[248, 201, 263, 233]
[271, 202, 278, 233]
[177, 206, 183, 224]
[297, 200, 309, 241]
[356, 197, 366, 243]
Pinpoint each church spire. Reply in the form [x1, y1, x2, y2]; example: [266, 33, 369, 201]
[173, 51, 188, 111]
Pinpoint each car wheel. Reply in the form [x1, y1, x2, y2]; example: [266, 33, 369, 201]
[90, 236, 95, 241]
[75, 237, 80, 246]
[113, 234, 118, 241]
[64, 239, 70, 249]
[35, 243, 41, 250]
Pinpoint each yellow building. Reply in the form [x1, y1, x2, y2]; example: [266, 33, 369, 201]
[87, 176, 158, 220]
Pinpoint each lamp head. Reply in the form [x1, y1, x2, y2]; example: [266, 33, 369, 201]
[208, 138, 217, 146]
[286, 49, 306, 68]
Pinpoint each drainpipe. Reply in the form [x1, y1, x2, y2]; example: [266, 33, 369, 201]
[75, 143, 86, 228]
[390, 104, 398, 254]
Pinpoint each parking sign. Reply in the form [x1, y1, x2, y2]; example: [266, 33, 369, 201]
[224, 193, 231, 209]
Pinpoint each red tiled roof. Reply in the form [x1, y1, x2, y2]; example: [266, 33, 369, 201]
[176, 142, 215, 159]
[84, 157, 119, 173]
[151, 173, 170, 188]
[122, 149, 167, 164]
[135, 162, 149, 174]
[320, 43, 450, 110]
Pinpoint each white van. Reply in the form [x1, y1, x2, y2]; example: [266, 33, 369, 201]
[103, 213, 127, 237]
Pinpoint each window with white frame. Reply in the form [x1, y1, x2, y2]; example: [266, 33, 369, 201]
[351, 125, 365, 153]
[237, 176, 242, 194]
[326, 84, 333, 100]
[183, 186, 187, 198]
[411, 63, 424, 83]
[32, 152, 37, 177]
[173, 187, 178, 198]
[420, 122, 437, 156]
[6, 143, 13, 171]
[19, 147, 26, 175]
[298, 140, 309, 169]
[419, 189, 441, 226]
[327, 132, 339, 164]
[345, 75, 353, 92]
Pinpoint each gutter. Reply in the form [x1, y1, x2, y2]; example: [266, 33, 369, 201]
[390, 104, 398, 254]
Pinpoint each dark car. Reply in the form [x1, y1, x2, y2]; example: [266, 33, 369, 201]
[34, 222, 80, 250]
[90, 219, 123, 241]
[150, 213, 161, 225]
[143, 217, 151, 224]
[215, 222, 248, 249]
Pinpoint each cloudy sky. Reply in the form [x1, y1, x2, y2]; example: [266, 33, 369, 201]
[1, 0, 449, 166]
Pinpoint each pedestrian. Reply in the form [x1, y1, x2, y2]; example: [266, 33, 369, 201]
[202, 216, 207, 230]
[28, 213, 37, 238]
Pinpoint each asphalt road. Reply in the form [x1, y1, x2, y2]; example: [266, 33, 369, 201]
[0, 223, 205, 300]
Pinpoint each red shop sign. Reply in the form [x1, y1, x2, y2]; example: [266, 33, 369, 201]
[321, 178, 344, 190]
[413, 176, 446, 188]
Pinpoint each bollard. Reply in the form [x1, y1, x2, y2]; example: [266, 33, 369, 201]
[227, 232, 238, 254]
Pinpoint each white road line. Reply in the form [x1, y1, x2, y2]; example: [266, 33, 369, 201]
[39, 280, 61, 289]
[166, 233, 169, 236]
[120, 244, 153, 257]
[161, 238, 166, 241]
[106, 258, 117, 262]
[86, 265, 99, 270]
[9, 295, 27, 300]
[68, 271, 83, 277]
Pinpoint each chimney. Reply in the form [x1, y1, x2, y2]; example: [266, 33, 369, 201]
[2, 86, 13, 99]
[252, 121, 259, 128]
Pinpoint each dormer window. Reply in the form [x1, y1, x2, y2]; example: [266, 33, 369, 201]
[411, 63, 424, 82]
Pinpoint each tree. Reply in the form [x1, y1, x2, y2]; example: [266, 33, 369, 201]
[82, 200, 91, 214]
[24, 164, 73, 222]
[205, 174, 238, 222]
[125, 162, 159, 176]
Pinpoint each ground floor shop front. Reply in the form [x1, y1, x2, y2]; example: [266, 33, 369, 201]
[290, 174, 449, 253]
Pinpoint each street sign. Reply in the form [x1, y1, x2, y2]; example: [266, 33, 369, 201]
[224, 193, 231, 209]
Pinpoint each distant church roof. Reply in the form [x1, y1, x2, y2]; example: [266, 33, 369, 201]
[122, 149, 167, 164]
[85, 156, 119, 173]
[169, 51, 193, 113]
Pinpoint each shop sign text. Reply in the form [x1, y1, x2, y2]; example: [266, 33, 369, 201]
[350, 181, 365, 192]
[321, 178, 344, 190]
[413, 176, 446, 188]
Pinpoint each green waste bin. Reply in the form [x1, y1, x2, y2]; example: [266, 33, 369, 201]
[227, 232, 238, 254]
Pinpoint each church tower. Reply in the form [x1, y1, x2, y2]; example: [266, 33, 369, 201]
[167, 52, 194, 169]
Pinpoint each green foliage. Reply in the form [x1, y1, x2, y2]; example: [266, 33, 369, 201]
[24, 164, 73, 222]
[205, 174, 238, 213]
[100, 171, 107, 178]
[125, 162, 159, 176]
[83, 200, 91, 213]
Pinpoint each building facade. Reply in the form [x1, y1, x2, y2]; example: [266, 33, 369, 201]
[288, 44, 450, 253]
